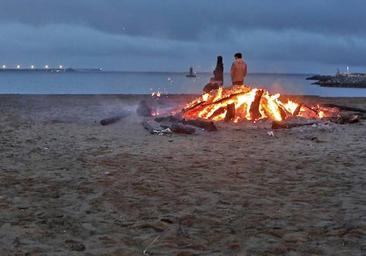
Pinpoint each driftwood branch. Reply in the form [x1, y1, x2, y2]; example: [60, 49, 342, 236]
[100, 113, 130, 126]
[329, 113, 360, 124]
[181, 119, 217, 131]
[154, 115, 218, 132]
[142, 120, 171, 134]
[170, 123, 196, 134]
[272, 119, 318, 129]
[144, 116, 199, 135]
[320, 104, 366, 114]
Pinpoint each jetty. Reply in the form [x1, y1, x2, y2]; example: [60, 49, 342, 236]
[307, 71, 366, 88]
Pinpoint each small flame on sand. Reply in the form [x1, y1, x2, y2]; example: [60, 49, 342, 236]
[151, 91, 161, 97]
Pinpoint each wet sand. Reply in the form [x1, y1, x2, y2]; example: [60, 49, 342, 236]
[0, 95, 365, 255]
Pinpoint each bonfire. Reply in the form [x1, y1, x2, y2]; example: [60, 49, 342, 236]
[137, 85, 360, 134]
[182, 85, 340, 122]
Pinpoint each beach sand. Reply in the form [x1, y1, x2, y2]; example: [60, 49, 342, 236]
[0, 95, 365, 255]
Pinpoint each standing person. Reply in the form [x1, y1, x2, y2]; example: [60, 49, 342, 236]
[231, 52, 247, 85]
[213, 56, 224, 86]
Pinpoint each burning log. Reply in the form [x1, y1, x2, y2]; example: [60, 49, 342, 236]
[182, 99, 205, 114]
[260, 97, 286, 121]
[182, 85, 343, 123]
[293, 104, 302, 117]
[182, 105, 207, 120]
[100, 113, 130, 126]
[184, 93, 253, 121]
[182, 89, 251, 114]
[208, 107, 227, 120]
[249, 89, 264, 120]
[225, 103, 236, 122]
[182, 119, 217, 131]
[272, 119, 318, 129]
[298, 104, 321, 119]
[279, 106, 288, 120]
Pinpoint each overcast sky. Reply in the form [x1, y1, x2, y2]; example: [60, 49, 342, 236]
[0, 0, 365, 73]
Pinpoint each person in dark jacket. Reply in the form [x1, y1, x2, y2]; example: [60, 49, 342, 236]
[203, 56, 224, 93]
[213, 56, 224, 86]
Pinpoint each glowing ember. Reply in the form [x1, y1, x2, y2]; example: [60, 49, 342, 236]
[182, 85, 339, 122]
[152, 111, 160, 117]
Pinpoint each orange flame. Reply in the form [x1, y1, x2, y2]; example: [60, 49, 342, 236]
[182, 85, 338, 122]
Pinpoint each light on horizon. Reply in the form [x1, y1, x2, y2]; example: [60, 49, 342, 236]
[31, 65, 35, 69]
[2, 65, 6, 69]
[45, 65, 49, 69]
[59, 65, 63, 69]
[16, 65, 21, 69]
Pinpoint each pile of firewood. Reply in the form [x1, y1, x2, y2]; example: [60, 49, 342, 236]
[182, 87, 305, 122]
[133, 100, 363, 135]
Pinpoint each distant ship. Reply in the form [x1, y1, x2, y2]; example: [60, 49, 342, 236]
[186, 67, 197, 78]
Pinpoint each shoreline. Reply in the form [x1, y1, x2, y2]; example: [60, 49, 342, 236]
[0, 93, 366, 100]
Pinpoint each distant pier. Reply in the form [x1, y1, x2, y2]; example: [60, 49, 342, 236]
[307, 73, 366, 88]
[0, 67, 103, 73]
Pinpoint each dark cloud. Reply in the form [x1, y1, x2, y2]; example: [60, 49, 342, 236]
[1, 0, 365, 39]
[0, 0, 365, 72]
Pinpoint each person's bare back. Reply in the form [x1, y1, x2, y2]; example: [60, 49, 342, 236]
[231, 52, 247, 85]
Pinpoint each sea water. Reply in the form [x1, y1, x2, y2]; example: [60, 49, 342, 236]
[0, 71, 365, 97]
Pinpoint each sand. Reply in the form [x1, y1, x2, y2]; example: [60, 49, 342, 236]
[0, 94, 365, 255]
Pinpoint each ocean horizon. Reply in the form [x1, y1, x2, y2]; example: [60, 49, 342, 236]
[0, 71, 366, 97]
